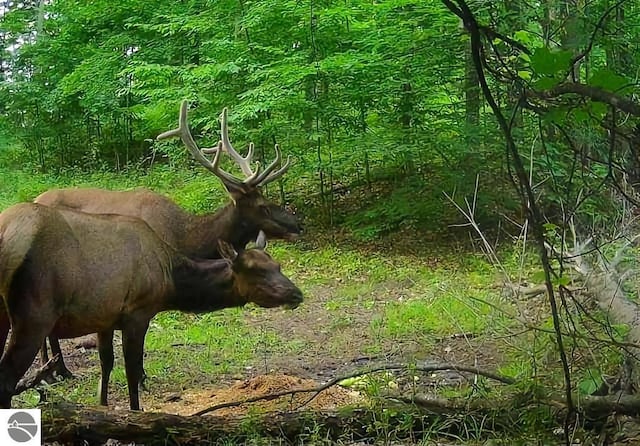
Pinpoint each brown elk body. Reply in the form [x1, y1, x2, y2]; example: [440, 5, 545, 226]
[0, 202, 302, 410]
[31, 101, 301, 378]
[36, 186, 298, 259]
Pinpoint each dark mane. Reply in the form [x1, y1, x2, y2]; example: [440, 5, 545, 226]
[168, 258, 242, 313]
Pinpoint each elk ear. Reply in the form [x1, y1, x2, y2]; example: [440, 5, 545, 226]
[255, 230, 268, 250]
[218, 240, 238, 261]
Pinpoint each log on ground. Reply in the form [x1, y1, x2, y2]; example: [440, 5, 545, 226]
[42, 400, 524, 445]
[43, 402, 376, 445]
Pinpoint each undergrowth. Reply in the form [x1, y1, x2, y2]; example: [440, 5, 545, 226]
[0, 156, 626, 445]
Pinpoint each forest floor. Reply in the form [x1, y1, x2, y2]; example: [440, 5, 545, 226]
[11, 232, 636, 446]
[19, 230, 560, 445]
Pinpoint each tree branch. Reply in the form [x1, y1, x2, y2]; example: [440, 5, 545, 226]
[570, 0, 628, 70]
[528, 82, 640, 117]
[14, 355, 60, 395]
[445, 0, 576, 422]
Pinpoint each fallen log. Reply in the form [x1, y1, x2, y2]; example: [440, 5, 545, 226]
[40, 394, 640, 445]
[43, 403, 376, 445]
[41, 399, 516, 446]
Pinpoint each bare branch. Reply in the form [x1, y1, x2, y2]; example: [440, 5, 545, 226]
[192, 362, 515, 416]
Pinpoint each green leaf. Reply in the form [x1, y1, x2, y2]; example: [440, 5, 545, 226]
[530, 47, 573, 76]
[531, 270, 546, 283]
[533, 76, 561, 90]
[578, 371, 603, 395]
[589, 102, 608, 119]
[530, 47, 555, 75]
[513, 30, 531, 45]
[588, 69, 630, 93]
[611, 323, 630, 341]
[517, 70, 532, 81]
[571, 109, 591, 123]
[543, 108, 567, 125]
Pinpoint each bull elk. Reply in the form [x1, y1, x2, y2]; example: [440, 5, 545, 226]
[0, 202, 303, 410]
[33, 100, 301, 378]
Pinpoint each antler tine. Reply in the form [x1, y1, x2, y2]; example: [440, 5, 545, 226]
[209, 141, 249, 185]
[157, 101, 217, 173]
[255, 230, 267, 250]
[260, 155, 292, 186]
[248, 144, 292, 186]
[202, 142, 259, 176]
[157, 101, 246, 188]
[219, 107, 256, 178]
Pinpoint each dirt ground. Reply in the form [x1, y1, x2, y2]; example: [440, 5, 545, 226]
[39, 274, 505, 416]
[148, 373, 363, 416]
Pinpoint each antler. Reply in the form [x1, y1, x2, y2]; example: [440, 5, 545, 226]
[157, 100, 291, 190]
[202, 108, 255, 177]
[157, 101, 244, 191]
[255, 230, 267, 250]
[204, 106, 292, 187]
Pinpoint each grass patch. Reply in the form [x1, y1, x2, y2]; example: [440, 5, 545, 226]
[0, 164, 229, 214]
[374, 295, 492, 339]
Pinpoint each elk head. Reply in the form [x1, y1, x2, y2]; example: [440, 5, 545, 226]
[218, 231, 303, 309]
[157, 101, 301, 242]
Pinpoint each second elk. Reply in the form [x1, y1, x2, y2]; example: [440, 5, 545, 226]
[0, 202, 303, 410]
[33, 100, 301, 379]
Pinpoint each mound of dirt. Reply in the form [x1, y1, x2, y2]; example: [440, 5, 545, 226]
[150, 373, 362, 416]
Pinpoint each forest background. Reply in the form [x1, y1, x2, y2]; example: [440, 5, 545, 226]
[1, 0, 637, 240]
[2, 0, 640, 444]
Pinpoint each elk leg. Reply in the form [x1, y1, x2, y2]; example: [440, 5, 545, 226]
[139, 368, 149, 392]
[122, 320, 149, 411]
[0, 306, 8, 360]
[0, 323, 48, 408]
[96, 330, 115, 406]
[48, 337, 73, 379]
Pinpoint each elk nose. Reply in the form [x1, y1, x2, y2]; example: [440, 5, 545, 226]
[286, 290, 304, 309]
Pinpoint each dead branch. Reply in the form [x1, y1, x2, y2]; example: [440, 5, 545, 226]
[398, 391, 640, 421]
[193, 362, 515, 416]
[580, 394, 640, 418]
[14, 355, 60, 396]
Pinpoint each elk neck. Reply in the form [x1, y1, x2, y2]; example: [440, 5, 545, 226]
[167, 257, 247, 312]
[187, 203, 257, 257]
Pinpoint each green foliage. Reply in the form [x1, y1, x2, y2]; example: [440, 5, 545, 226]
[0, 0, 505, 234]
[530, 47, 573, 88]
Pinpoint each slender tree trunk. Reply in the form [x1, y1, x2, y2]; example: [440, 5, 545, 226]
[464, 28, 480, 146]
[560, 0, 583, 81]
[398, 80, 414, 176]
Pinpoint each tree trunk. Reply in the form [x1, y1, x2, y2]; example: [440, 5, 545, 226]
[463, 31, 479, 130]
